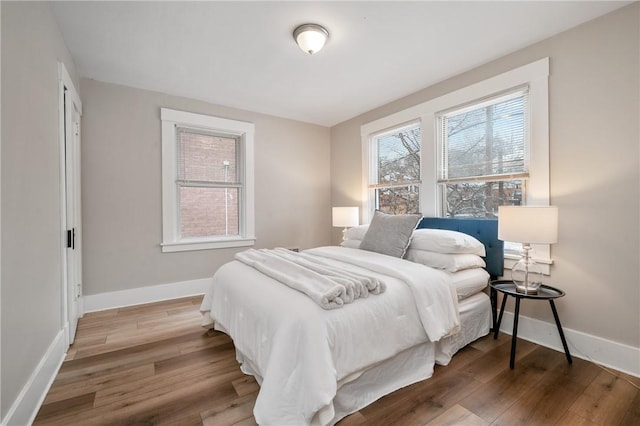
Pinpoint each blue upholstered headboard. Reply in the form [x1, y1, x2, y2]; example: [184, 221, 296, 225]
[417, 217, 504, 279]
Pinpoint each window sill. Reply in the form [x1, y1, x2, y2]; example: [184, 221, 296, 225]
[161, 237, 255, 253]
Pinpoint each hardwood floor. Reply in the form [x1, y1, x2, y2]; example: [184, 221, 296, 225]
[34, 296, 640, 425]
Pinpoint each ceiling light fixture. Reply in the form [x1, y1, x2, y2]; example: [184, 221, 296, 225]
[293, 23, 329, 55]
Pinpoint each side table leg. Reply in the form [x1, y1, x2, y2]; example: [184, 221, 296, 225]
[490, 287, 497, 333]
[549, 300, 573, 364]
[494, 293, 508, 340]
[510, 297, 521, 369]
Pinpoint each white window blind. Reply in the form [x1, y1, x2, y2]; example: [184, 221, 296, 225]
[437, 87, 529, 217]
[177, 128, 240, 184]
[439, 88, 529, 181]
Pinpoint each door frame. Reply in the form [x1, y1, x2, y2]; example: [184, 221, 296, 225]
[58, 62, 83, 348]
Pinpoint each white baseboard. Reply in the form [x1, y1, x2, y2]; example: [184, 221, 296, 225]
[1, 330, 66, 426]
[82, 277, 211, 313]
[498, 312, 640, 378]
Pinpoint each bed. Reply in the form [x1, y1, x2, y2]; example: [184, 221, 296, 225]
[200, 216, 503, 425]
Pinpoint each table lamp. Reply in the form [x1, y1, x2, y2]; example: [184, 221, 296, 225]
[332, 207, 359, 241]
[498, 206, 558, 294]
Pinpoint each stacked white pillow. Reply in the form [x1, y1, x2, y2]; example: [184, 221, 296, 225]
[408, 228, 486, 257]
[341, 224, 489, 299]
[404, 250, 485, 273]
[341, 225, 486, 272]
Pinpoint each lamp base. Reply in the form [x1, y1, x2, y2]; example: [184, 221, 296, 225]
[511, 244, 543, 295]
[514, 284, 539, 295]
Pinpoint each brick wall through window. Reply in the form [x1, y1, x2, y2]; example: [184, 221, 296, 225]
[178, 129, 240, 238]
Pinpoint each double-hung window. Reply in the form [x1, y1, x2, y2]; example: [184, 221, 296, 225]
[368, 122, 421, 215]
[161, 108, 255, 252]
[362, 58, 550, 270]
[437, 88, 529, 218]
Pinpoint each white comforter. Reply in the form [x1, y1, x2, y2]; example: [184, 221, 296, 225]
[200, 246, 460, 425]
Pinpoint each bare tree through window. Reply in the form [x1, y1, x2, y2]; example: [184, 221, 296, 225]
[440, 90, 528, 218]
[373, 124, 421, 215]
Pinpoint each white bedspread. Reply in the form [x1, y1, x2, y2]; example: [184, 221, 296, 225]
[200, 246, 460, 425]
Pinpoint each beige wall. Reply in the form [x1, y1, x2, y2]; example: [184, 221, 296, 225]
[1, 2, 637, 418]
[1, 1, 80, 418]
[331, 4, 640, 348]
[80, 79, 331, 295]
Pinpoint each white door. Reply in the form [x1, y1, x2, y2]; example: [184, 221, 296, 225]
[60, 63, 83, 345]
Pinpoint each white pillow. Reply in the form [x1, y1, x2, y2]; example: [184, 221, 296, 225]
[448, 268, 490, 300]
[409, 228, 486, 256]
[404, 249, 485, 272]
[359, 211, 421, 258]
[339, 239, 361, 249]
[343, 224, 369, 241]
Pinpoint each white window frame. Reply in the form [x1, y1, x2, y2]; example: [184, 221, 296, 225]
[161, 108, 255, 252]
[362, 58, 551, 271]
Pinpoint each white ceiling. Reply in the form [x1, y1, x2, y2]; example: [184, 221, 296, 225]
[51, 1, 630, 127]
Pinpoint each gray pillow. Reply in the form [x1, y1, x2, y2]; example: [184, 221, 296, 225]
[359, 211, 421, 258]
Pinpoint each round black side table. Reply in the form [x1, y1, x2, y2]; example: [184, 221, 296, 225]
[490, 280, 573, 369]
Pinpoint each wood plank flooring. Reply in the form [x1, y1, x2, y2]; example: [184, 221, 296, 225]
[34, 296, 640, 425]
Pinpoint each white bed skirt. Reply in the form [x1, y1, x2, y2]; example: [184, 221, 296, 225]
[328, 291, 491, 424]
[223, 291, 491, 425]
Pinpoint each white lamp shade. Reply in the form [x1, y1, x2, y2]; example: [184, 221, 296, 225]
[498, 206, 558, 244]
[293, 24, 328, 55]
[332, 207, 359, 228]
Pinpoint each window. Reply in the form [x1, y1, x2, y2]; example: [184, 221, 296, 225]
[368, 122, 421, 215]
[161, 108, 255, 252]
[437, 88, 529, 218]
[361, 58, 550, 270]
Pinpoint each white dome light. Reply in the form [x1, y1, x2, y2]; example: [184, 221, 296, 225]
[293, 23, 329, 55]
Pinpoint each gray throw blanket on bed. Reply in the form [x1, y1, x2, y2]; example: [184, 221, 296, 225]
[234, 248, 386, 309]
